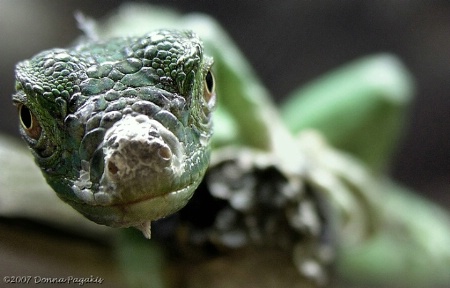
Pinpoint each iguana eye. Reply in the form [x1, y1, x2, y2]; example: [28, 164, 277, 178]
[18, 104, 42, 140]
[203, 70, 215, 103]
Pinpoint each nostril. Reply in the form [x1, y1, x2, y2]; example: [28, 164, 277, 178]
[158, 146, 172, 160]
[108, 161, 119, 175]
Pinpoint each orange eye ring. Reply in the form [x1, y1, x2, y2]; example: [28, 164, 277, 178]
[18, 104, 42, 140]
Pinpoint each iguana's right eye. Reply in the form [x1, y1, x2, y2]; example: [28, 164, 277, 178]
[18, 104, 42, 140]
[204, 70, 215, 100]
[203, 70, 216, 110]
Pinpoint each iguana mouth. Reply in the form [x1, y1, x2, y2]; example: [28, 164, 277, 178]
[67, 113, 207, 238]
[67, 173, 204, 238]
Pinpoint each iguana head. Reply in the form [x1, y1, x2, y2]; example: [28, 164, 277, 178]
[12, 29, 215, 237]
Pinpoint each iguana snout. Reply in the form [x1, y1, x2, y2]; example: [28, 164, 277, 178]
[104, 115, 183, 183]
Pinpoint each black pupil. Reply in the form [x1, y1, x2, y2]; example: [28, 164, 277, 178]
[205, 71, 214, 93]
[20, 105, 32, 129]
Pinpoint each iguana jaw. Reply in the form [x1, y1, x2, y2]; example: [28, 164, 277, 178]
[65, 113, 209, 238]
[67, 172, 204, 238]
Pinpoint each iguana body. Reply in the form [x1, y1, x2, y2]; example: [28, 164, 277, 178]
[9, 4, 450, 288]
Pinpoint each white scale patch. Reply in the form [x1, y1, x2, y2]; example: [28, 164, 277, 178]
[71, 114, 185, 205]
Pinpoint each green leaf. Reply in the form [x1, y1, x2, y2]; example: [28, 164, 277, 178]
[116, 229, 167, 288]
[281, 54, 415, 172]
[337, 181, 450, 287]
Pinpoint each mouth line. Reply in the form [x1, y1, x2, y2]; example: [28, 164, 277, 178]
[108, 179, 197, 208]
[65, 169, 205, 229]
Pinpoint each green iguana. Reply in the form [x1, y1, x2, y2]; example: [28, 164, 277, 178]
[5, 4, 450, 288]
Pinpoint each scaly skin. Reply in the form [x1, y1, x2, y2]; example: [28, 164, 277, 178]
[12, 29, 216, 237]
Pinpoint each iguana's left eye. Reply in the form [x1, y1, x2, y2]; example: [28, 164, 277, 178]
[203, 70, 215, 104]
[18, 104, 42, 140]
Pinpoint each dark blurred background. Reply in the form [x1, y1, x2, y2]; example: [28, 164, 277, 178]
[0, 0, 448, 210]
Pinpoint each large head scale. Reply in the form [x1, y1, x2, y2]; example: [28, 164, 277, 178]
[13, 30, 216, 237]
